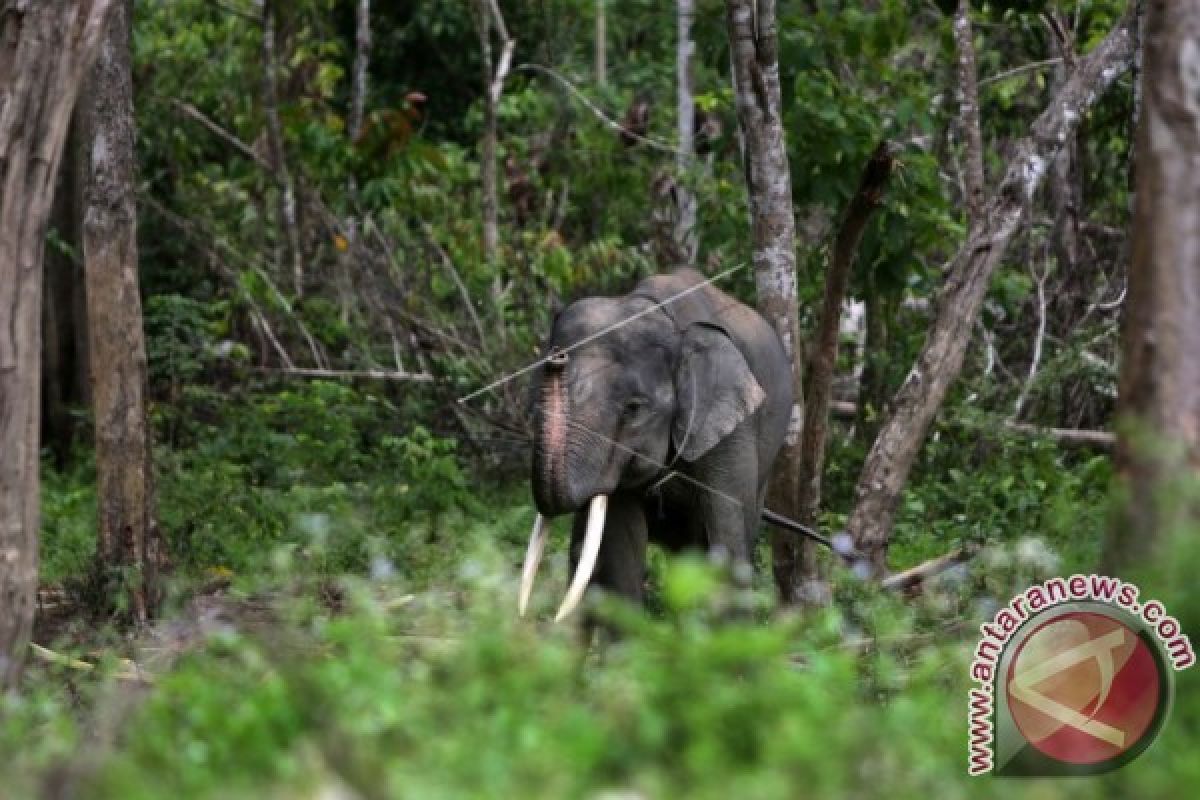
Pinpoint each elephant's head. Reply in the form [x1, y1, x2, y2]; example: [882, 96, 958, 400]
[520, 294, 765, 619]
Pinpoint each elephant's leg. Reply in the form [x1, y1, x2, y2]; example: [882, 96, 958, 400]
[568, 493, 649, 606]
[685, 437, 759, 571]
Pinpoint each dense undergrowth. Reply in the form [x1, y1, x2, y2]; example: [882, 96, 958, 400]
[11, 379, 1197, 799]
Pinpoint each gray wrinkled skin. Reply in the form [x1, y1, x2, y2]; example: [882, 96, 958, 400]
[531, 269, 793, 608]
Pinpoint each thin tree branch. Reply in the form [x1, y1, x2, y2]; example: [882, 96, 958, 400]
[170, 100, 271, 171]
[1013, 257, 1049, 420]
[978, 57, 1063, 87]
[419, 221, 487, 348]
[515, 63, 682, 155]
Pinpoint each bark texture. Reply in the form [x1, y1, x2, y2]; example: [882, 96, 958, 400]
[725, 0, 809, 603]
[476, 0, 513, 264]
[953, 0, 985, 222]
[846, 12, 1136, 573]
[0, 0, 115, 688]
[796, 144, 894, 534]
[674, 0, 697, 266]
[1105, 0, 1200, 569]
[78, 0, 164, 624]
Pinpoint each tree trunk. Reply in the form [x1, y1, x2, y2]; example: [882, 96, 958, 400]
[476, 0, 513, 266]
[953, 0, 985, 221]
[78, 0, 165, 625]
[796, 144, 893, 538]
[261, 0, 304, 298]
[1104, 0, 1200, 570]
[595, 0, 607, 88]
[477, 0, 498, 262]
[0, 0, 115, 689]
[725, 0, 810, 604]
[846, 13, 1136, 574]
[674, 0, 697, 266]
[348, 0, 371, 142]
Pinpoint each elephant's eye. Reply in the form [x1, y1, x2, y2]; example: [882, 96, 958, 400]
[623, 396, 648, 417]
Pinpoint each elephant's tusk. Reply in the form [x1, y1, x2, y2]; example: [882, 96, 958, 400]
[518, 513, 549, 617]
[554, 494, 608, 622]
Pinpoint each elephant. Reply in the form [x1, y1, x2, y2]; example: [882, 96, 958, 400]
[519, 268, 794, 620]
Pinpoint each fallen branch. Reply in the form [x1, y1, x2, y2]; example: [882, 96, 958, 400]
[30, 643, 153, 683]
[832, 398, 1114, 449]
[881, 546, 974, 592]
[252, 367, 434, 382]
[761, 510, 976, 593]
[1001, 422, 1115, 449]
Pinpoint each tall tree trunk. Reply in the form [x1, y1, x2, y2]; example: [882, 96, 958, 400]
[78, 0, 164, 624]
[846, 13, 1136, 574]
[953, 0, 985, 222]
[475, 0, 513, 266]
[348, 0, 371, 142]
[477, 0, 498, 262]
[674, 0, 697, 266]
[595, 0, 607, 88]
[1104, 0, 1200, 570]
[0, 0, 115, 689]
[796, 144, 893, 539]
[261, 0, 304, 298]
[725, 0, 810, 604]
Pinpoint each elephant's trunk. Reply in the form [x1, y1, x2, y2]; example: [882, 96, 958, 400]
[532, 358, 572, 514]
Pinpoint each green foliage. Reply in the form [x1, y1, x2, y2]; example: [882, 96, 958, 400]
[11, 528, 1200, 799]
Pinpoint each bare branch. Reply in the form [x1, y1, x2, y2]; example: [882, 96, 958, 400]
[171, 100, 271, 171]
[1012, 257, 1049, 420]
[881, 546, 975, 592]
[978, 57, 1063, 87]
[516, 63, 682, 155]
[252, 367, 434, 382]
[420, 221, 487, 348]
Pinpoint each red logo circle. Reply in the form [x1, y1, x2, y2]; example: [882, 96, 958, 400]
[1006, 611, 1163, 765]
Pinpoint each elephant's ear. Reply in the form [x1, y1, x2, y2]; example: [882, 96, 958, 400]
[672, 322, 765, 462]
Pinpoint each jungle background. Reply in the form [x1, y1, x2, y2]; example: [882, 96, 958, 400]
[2, 0, 1198, 798]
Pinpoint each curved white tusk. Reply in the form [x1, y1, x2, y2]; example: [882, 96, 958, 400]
[518, 514, 549, 617]
[554, 494, 608, 622]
